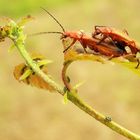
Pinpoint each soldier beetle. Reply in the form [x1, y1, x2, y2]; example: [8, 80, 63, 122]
[32, 8, 128, 57]
[92, 26, 140, 68]
[32, 8, 140, 67]
[92, 26, 140, 54]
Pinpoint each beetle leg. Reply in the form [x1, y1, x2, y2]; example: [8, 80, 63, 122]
[107, 37, 118, 47]
[95, 25, 107, 29]
[108, 54, 115, 60]
[92, 32, 98, 39]
[93, 26, 103, 38]
[135, 58, 140, 69]
[79, 31, 88, 53]
[94, 25, 99, 31]
[83, 47, 87, 53]
[96, 35, 107, 45]
[80, 41, 87, 53]
[123, 29, 129, 36]
[123, 54, 136, 60]
[127, 41, 138, 54]
[63, 39, 77, 53]
[122, 54, 140, 69]
[93, 26, 105, 35]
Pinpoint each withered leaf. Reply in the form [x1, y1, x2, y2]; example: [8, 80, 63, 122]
[13, 56, 55, 92]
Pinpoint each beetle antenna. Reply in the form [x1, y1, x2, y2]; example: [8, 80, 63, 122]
[29, 31, 63, 36]
[41, 7, 65, 32]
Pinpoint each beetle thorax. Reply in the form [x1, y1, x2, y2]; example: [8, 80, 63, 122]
[98, 27, 112, 34]
[64, 31, 84, 40]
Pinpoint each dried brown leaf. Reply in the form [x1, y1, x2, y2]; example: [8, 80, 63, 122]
[13, 56, 55, 92]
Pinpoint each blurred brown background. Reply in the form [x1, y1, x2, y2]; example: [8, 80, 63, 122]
[0, 0, 140, 140]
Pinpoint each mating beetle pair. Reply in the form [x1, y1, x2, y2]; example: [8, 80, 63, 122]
[33, 8, 140, 68]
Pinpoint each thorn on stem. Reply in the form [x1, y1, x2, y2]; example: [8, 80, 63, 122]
[105, 116, 112, 122]
[66, 76, 70, 83]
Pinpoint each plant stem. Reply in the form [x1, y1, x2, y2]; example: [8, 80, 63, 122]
[13, 40, 64, 95]
[62, 59, 140, 140]
[62, 61, 73, 91]
[68, 92, 140, 140]
[12, 39, 140, 140]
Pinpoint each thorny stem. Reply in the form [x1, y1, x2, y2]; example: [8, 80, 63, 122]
[3, 20, 140, 140]
[12, 39, 64, 95]
[62, 60, 73, 91]
[62, 58, 140, 140]
[12, 39, 140, 140]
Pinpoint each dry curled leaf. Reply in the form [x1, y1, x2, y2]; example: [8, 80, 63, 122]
[13, 55, 55, 92]
[17, 15, 35, 27]
[112, 56, 140, 76]
[64, 48, 108, 64]
[63, 41, 140, 77]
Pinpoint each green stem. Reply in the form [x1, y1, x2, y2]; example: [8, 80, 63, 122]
[62, 59, 140, 140]
[68, 92, 140, 140]
[13, 40, 64, 95]
[12, 40, 140, 140]
[62, 61, 73, 91]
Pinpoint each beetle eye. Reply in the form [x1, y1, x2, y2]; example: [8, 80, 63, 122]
[60, 34, 67, 39]
[64, 35, 67, 38]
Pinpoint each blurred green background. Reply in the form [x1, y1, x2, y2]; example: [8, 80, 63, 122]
[0, 0, 140, 140]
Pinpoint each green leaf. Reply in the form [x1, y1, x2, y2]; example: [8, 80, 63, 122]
[112, 57, 140, 77]
[64, 48, 108, 64]
[8, 20, 17, 27]
[66, 76, 70, 83]
[17, 33, 26, 42]
[19, 69, 32, 81]
[38, 59, 53, 67]
[8, 44, 16, 53]
[62, 91, 68, 104]
[73, 81, 85, 90]
[17, 15, 34, 27]
[63, 87, 68, 93]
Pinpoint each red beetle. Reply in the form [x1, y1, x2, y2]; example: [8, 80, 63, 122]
[92, 25, 140, 54]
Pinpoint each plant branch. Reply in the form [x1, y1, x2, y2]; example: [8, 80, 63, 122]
[12, 38, 140, 140]
[13, 39, 64, 95]
[62, 60, 73, 91]
[2, 19, 140, 140]
[62, 56, 140, 140]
